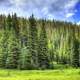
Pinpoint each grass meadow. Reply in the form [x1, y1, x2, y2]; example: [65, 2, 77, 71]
[0, 69, 80, 80]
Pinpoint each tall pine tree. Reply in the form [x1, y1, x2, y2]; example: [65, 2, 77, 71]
[38, 20, 50, 69]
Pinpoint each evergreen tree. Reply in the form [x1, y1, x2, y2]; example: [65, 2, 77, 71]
[28, 14, 39, 69]
[6, 31, 20, 69]
[6, 13, 20, 69]
[0, 31, 9, 68]
[38, 20, 50, 69]
[7, 14, 12, 30]
[12, 13, 19, 37]
[72, 37, 80, 68]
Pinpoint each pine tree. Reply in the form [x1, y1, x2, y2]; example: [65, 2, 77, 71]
[6, 31, 20, 69]
[0, 17, 9, 68]
[72, 37, 80, 68]
[18, 45, 32, 69]
[0, 31, 9, 68]
[5, 13, 20, 69]
[19, 18, 33, 69]
[28, 14, 39, 69]
[38, 20, 50, 69]
[12, 13, 19, 37]
[7, 14, 12, 30]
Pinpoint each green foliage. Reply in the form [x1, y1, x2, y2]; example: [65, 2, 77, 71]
[0, 14, 80, 70]
[6, 31, 20, 69]
[38, 20, 50, 69]
[0, 69, 80, 80]
[72, 38, 80, 67]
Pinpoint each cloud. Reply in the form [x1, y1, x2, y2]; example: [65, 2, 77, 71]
[64, 0, 78, 9]
[9, 0, 26, 6]
[0, 0, 79, 21]
[65, 13, 75, 18]
[77, 21, 80, 25]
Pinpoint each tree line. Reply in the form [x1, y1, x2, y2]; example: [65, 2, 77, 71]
[0, 13, 80, 69]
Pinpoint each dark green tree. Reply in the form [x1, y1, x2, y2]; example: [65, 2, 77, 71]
[6, 13, 20, 69]
[6, 31, 20, 69]
[72, 37, 80, 68]
[38, 20, 50, 69]
[28, 14, 39, 69]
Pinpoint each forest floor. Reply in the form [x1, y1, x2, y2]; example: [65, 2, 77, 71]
[0, 68, 80, 80]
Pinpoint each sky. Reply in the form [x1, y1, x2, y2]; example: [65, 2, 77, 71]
[0, 0, 80, 24]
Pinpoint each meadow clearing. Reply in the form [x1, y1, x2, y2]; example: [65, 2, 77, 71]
[0, 69, 80, 80]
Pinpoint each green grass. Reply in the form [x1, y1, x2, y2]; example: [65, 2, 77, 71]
[0, 69, 80, 80]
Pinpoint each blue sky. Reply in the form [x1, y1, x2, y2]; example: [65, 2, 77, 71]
[0, 0, 80, 24]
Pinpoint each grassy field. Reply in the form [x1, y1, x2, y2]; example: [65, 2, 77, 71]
[0, 69, 80, 80]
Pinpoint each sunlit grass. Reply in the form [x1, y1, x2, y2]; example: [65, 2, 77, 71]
[0, 69, 80, 80]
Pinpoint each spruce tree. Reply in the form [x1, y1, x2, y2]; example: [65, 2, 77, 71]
[72, 37, 80, 68]
[38, 20, 50, 69]
[28, 14, 38, 69]
[6, 31, 20, 69]
[6, 13, 20, 69]
[7, 14, 12, 30]
[0, 31, 9, 68]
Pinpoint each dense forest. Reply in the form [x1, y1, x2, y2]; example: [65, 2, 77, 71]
[0, 13, 80, 70]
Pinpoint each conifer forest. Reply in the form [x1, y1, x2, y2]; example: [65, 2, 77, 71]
[0, 14, 80, 70]
[0, 0, 80, 80]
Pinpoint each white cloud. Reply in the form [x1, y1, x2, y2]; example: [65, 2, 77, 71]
[0, 0, 79, 21]
[64, 0, 79, 9]
[63, 0, 78, 19]
[77, 21, 80, 25]
[65, 13, 75, 18]
[9, 0, 26, 6]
